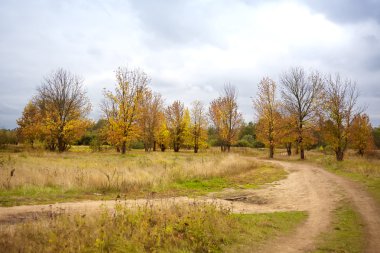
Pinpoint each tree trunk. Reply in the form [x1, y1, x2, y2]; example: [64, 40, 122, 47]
[358, 149, 364, 156]
[121, 141, 127, 154]
[269, 145, 274, 158]
[300, 146, 305, 160]
[153, 141, 156, 152]
[160, 144, 166, 152]
[227, 145, 231, 152]
[174, 143, 180, 152]
[48, 142, 56, 151]
[335, 148, 344, 161]
[194, 144, 198, 153]
[286, 143, 292, 156]
[57, 136, 65, 152]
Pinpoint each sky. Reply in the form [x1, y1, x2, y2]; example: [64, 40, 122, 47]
[1, 0, 380, 129]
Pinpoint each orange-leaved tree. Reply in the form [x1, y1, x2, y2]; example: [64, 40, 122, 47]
[25, 68, 92, 152]
[350, 113, 374, 156]
[17, 100, 42, 147]
[322, 74, 360, 161]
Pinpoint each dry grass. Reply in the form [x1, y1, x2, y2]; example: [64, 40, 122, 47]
[0, 148, 285, 206]
[0, 150, 258, 191]
[0, 201, 307, 253]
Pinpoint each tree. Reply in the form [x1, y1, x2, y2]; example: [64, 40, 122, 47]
[254, 77, 281, 158]
[350, 113, 374, 156]
[102, 67, 148, 154]
[209, 85, 243, 152]
[239, 122, 256, 140]
[157, 120, 170, 152]
[278, 114, 298, 156]
[322, 74, 359, 161]
[280, 67, 323, 159]
[33, 68, 91, 152]
[17, 100, 42, 147]
[189, 100, 208, 153]
[373, 127, 380, 149]
[139, 89, 164, 151]
[165, 101, 186, 152]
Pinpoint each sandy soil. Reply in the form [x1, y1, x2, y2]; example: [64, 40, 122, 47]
[0, 158, 379, 253]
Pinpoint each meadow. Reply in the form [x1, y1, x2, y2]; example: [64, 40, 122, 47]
[0, 146, 308, 252]
[0, 146, 379, 252]
[0, 146, 286, 206]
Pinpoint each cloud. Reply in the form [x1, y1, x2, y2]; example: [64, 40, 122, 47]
[302, 0, 380, 24]
[0, 0, 379, 128]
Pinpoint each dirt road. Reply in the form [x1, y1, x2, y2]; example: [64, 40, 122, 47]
[0, 159, 379, 253]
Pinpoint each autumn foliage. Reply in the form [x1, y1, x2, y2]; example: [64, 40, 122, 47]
[16, 66, 376, 161]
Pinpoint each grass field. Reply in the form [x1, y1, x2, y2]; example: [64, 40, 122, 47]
[312, 202, 364, 253]
[0, 147, 286, 206]
[308, 151, 380, 205]
[0, 201, 307, 253]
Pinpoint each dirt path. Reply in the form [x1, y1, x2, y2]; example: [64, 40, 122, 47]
[0, 159, 379, 253]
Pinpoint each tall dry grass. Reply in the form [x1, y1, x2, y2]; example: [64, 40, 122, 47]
[0, 150, 258, 194]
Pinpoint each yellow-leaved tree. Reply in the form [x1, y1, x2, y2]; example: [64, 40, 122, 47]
[209, 84, 243, 152]
[102, 67, 148, 154]
[165, 100, 186, 152]
[157, 119, 170, 152]
[254, 77, 282, 158]
[189, 100, 208, 153]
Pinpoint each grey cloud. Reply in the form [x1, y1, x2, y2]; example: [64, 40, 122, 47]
[366, 55, 380, 71]
[1, 0, 380, 129]
[303, 0, 380, 24]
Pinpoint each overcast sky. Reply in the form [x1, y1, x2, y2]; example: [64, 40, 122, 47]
[1, 0, 380, 129]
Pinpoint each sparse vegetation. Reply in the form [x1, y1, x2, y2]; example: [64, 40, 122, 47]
[0, 201, 307, 253]
[312, 202, 364, 253]
[310, 151, 380, 204]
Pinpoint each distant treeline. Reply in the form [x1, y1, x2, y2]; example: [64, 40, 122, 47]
[11, 66, 379, 161]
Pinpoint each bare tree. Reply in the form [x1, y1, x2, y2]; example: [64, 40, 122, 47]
[322, 74, 360, 161]
[36, 68, 91, 152]
[139, 89, 164, 151]
[280, 67, 323, 159]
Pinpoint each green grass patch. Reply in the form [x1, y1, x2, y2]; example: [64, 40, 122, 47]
[0, 202, 307, 253]
[312, 202, 364, 253]
[170, 177, 231, 194]
[309, 154, 380, 205]
[161, 164, 287, 196]
[226, 211, 307, 252]
[0, 186, 113, 207]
